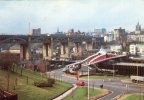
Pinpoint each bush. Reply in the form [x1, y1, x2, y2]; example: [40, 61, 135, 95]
[34, 81, 53, 87]
[34, 78, 55, 87]
[48, 78, 55, 84]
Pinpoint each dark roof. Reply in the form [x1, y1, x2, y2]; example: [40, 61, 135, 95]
[113, 62, 144, 67]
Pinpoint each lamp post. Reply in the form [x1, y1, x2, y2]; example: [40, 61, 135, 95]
[88, 66, 90, 100]
[137, 65, 138, 84]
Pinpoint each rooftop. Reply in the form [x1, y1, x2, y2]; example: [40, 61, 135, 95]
[113, 62, 144, 67]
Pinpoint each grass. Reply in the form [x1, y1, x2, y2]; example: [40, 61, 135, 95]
[81, 74, 129, 80]
[0, 67, 71, 100]
[119, 94, 144, 100]
[63, 87, 103, 100]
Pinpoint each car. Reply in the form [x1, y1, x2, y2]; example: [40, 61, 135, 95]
[76, 81, 85, 86]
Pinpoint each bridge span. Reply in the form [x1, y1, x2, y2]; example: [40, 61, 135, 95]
[0, 34, 103, 60]
[63, 51, 127, 74]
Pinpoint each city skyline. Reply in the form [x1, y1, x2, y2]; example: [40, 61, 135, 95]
[0, 0, 144, 34]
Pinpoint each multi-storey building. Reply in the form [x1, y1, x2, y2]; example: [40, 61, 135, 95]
[114, 27, 126, 41]
[32, 28, 41, 36]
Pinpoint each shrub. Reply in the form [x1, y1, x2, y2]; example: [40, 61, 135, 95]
[34, 81, 53, 87]
[48, 78, 55, 84]
[34, 78, 55, 87]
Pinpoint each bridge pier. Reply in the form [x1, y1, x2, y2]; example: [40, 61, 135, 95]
[43, 44, 48, 59]
[60, 43, 68, 58]
[74, 43, 78, 53]
[73, 42, 82, 55]
[20, 44, 25, 60]
[42, 37, 53, 59]
[20, 44, 30, 60]
[60, 44, 66, 55]
[42, 44, 53, 59]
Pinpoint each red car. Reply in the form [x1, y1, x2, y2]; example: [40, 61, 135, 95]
[76, 81, 85, 86]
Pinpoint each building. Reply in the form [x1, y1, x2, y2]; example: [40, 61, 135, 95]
[127, 34, 144, 42]
[114, 27, 126, 41]
[110, 44, 122, 53]
[32, 28, 41, 36]
[129, 44, 144, 55]
[127, 22, 144, 42]
[93, 28, 106, 37]
[104, 32, 114, 42]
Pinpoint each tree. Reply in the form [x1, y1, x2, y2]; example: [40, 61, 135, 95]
[0, 52, 19, 70]
[0, 52, 19, 91]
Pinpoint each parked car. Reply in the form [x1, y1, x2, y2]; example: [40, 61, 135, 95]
[76, 81, 85, 86]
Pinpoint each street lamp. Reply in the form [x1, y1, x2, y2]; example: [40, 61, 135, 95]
[87, 66, 90, 100]
[88, 66, 89, 100]
[137, 65, 138, 84]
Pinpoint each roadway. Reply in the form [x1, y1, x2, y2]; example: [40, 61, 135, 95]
[48, 69, 144, 100]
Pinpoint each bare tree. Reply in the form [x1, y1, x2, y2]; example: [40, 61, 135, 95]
[0, 52, 19, 91]
[0, 52, 19, 70]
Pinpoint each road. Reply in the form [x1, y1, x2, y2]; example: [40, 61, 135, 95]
[47, 69, 144, 100]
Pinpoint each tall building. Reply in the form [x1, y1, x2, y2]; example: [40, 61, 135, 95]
[114, 27, 126, 41]
[32, 28, 41, 36]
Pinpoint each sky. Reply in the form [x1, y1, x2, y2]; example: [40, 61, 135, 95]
[0, 0, 144, 34]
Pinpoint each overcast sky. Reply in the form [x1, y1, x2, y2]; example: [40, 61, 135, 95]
[0, 0, 144, 34]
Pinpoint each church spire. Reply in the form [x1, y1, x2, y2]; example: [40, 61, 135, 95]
[136, 22, 141, 31]
[135, 22, 141, 34]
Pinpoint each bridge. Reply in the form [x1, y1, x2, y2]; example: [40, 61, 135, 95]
[63, 50, 127, 74]
[0, 34, 103, 60]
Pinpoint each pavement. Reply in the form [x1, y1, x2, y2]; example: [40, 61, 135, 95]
[53, 84, 77, 100]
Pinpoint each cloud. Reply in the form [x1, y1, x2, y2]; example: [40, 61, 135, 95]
[0, 0, 144, 34]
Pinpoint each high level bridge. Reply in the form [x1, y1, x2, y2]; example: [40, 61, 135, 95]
[0, 34, 103, 60]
